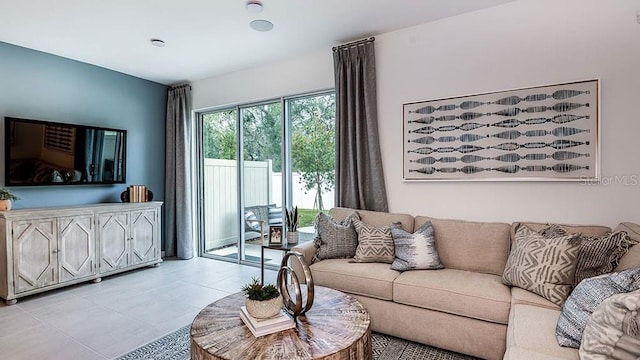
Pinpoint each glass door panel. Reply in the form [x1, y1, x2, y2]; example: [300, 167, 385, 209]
[201, 109, 240, 261]
[241, 102, 283, 265]
[288, 93, 336, 245]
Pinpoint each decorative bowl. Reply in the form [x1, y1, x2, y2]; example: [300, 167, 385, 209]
[246, 296, 282, 319]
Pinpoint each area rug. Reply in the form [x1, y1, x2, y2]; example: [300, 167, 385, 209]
[116, 325, 479, 360]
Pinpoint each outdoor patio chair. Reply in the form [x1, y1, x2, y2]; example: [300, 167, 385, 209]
[244, 204, 283, 242]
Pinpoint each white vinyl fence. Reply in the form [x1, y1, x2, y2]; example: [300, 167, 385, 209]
[203, 158, 334, 251]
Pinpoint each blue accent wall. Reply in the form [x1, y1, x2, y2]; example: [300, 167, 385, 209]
[0, 42, 167, 209]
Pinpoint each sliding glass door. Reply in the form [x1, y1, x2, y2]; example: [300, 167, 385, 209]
[241, 102, 282, 263]
[197, 91, 335, 267]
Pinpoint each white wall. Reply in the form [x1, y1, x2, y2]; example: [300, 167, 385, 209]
[192, 48, 334, 109]
[377, 0, 640, 227]
[193, 0, 640, 227]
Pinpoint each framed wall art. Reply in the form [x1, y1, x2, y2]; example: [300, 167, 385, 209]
[403, 79, 599, 181]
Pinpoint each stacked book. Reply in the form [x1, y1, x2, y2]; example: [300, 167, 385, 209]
[128, 185, 149, 202]
[239, 306, 296, 337]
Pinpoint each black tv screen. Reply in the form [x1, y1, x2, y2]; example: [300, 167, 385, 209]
[4, 117, 126, 186]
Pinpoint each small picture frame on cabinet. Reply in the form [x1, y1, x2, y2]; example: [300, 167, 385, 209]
[269, 225, 283, 246]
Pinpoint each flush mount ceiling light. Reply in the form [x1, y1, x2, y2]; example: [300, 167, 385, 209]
[246, 1, 263, 13]
[150, 39, 166, 47]
[250, 19, 273, 32]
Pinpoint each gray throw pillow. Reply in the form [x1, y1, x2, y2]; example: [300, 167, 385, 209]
[313, 212, 360, 262]
[390, 221, 443, 272]
[555, 267, 640, 348]
[574, 231, 639, 287]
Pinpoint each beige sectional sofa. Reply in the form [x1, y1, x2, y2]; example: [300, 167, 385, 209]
[291, 207, 640, 360]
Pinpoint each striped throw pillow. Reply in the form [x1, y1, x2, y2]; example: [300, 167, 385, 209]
[574, 231, 640, 287]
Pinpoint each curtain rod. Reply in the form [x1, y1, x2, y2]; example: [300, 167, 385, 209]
[332, 37, 375, 51]
[169, 83, 191, 90]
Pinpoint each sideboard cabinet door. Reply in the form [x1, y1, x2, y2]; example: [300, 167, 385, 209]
[98, 212, 130, 273]
[130, 209, 159, 266]
[58, 215, 96, 283]
[12, 218, 58, 294]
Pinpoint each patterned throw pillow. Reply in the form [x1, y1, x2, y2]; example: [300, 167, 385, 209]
[313, 212, 360, 262]
[502, 224, 580, 306]
[540, 223, 571, 238]
[351, 219, 394, 263]
[556, 268, 640, 348]
[390, 221, 443, 272]
[580, 290, 640, 359]
[574, 231, 639, 287]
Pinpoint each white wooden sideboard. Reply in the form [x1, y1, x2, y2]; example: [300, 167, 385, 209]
[0, 201, 162, 305]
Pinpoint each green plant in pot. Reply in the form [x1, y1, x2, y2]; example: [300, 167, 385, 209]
[285, 206, 299, 244]
[242, 277, 282, 319]
[0, 188, 19, 211]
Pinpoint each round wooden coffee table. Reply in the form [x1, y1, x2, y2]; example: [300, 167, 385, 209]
[190, 286, 371, 360]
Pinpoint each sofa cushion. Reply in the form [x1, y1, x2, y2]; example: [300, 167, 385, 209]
[503, 224, 580, 306]
[555, 268, 640, 348]
[309, 259, 400, 300]
[390, 221, 443, 271]
[504, 347, 577, 360]
[329, 207, 414, 232]
[614, 222, 640, 272]
[574, 231, 639, 287]
[580, 290, 640, 359]
[313, 212, 360, 262]
[352, 219, 394, 264]
[510, 287, 561, 311]
[507, 304, 579, 359]
[414, 216, 511, 276]
[393, 268, 511, 324]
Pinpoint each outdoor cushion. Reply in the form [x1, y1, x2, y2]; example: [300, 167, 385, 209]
[309, 259, 401, 300]
[393, 268, 511, 324]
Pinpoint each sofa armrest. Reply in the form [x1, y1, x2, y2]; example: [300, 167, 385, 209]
[290, 240, 317, 284]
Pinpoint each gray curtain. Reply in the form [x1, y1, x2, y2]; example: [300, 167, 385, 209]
[333, 40, 388, 212]
[165, 84, 194, 259]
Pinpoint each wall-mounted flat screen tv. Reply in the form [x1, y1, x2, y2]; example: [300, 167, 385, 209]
[4, 117, 127, 186]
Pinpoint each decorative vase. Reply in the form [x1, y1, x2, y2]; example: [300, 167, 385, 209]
[245, 296, 282, 319]
[287, 231, 299, 244]
[0, 200, 12, 211]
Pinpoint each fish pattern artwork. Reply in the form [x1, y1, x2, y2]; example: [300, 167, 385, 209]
[403, 79, 598, 180]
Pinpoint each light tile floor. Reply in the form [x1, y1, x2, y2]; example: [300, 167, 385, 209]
[0, 257, 278, 360]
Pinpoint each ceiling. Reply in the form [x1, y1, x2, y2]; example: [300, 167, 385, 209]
[0, 0, 514, 85]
